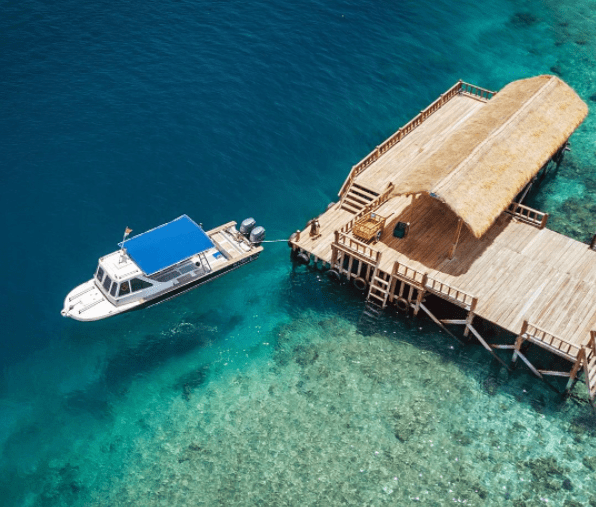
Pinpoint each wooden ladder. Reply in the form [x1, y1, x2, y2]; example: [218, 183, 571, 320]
[341, 183, 379, 214]
[583, 331, 596, 403]
[366, 268, 391, 309]
[358, 301, 383, 333]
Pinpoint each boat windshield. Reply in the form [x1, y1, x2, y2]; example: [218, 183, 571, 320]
[130, 278, 153, 292]
[119, 281, 130, 297]
[96, 265, 104, 283]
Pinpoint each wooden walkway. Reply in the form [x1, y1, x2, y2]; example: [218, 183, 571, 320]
[290, 81, 596, 402]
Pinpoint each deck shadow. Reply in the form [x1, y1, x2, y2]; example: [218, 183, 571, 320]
[379, 194, 510, 276]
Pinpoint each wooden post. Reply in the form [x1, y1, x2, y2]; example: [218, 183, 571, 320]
[347, 255, 354, 281]
[512, 321, 529, 365]
[414, 274, 427, 317]
[511, 321, 543, 378]
[565, 348, 585, 393]
[467, 323, 511, 371]
[418, 303, 463, 344]
[407, 284, 415, 304]
[388, 273, 397, 303]
[539, 213, 549, 229]
[464, 297, 478, 338]
[448, 219, 463, 259]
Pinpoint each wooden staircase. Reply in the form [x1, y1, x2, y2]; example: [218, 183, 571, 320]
[366, 268, 391, 309]
[341, 183, 379, 214]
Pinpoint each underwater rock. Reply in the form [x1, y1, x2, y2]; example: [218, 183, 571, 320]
[63, 388, 113, 419]
[512, 421, 526, 432]
[511, 12, 538, 27]
[570, 412, 596, 437]
[550, 65, 563, 76]
[293, 344, 319, 366]
[178, 442, 208, 463]
[451, 429, 473, 446]
[174, 364, 210, 401]
[583, 455, 596, 471]
[482, 375, 499, 396]
[530, 394, 547, 414]
[393, 424, 415, 443]
[523, 456, 569, 491]
[562, 478, 573, 491]
[589, 93, 596, 103]
[37, 462, 85, 507]
[391, 399, 433, 442]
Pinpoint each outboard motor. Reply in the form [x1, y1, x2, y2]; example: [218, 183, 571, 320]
[239, 217, 256, 237]
[249, 226, 266, 245]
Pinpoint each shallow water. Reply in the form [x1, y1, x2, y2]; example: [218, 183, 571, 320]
[1, 0, 596, 505]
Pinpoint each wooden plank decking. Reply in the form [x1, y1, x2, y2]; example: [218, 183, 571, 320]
[295, 192, 596, 360]
[354, 94, 486, 193]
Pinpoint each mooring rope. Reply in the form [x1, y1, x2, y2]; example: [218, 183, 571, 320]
[260, 239, 289, 243]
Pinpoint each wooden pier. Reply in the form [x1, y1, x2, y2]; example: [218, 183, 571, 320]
[290, 76, 596, 404]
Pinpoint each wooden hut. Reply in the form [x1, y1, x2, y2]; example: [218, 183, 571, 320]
[290, 76, 596, 404]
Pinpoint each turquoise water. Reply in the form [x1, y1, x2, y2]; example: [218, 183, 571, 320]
[1, 0, 596, 505]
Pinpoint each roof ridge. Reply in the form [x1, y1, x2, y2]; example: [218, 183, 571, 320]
[432, 75, 557, 197]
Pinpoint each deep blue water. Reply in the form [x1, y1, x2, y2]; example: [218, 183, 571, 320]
[2, 0, 596, 505]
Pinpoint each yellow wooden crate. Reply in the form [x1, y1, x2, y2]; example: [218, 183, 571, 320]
[353, 212, 387, 242]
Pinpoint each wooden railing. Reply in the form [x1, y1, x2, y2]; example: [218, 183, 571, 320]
[391, 260, 476, 309]
[424, 278, 477, 310]
[586, 331, 596, 399]
[340, 185, 394, 233]
[460, 82, 496, 101]
[334, 231, 381, 264]
[520, 321, 581, 361]
[338, 80, 497, 197]
[505, 202, 549, 229]
[392, 260, 427, 287]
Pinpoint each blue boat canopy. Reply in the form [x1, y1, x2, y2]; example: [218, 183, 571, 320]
[120, 215, 214, 275]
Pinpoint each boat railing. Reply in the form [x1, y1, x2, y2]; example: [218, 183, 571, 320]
[77, 298, 102, 315]
[68, 284, 96, 302]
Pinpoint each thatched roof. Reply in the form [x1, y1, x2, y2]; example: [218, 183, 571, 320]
[390, 75, 588, 238]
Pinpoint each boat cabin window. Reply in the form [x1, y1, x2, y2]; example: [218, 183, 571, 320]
[110, 282, 118, 297]
[119, 281, 130, 297]
[102, 275, 112, 292]
[96, 266, 105, 283]
[130, 278, 153, 292]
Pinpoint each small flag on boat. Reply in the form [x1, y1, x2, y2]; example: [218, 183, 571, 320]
[124, 226, 132, 237]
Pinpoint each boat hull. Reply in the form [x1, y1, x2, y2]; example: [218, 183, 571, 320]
[136, 252, 261, 311]
[62, 252, 260, 321]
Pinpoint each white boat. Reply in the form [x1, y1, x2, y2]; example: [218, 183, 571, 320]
[61, 215, 264, 321]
